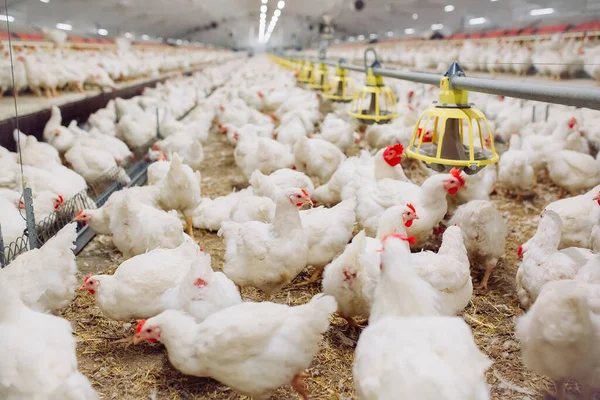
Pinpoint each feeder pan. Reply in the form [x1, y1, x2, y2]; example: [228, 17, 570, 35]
[322, 60, 357, 102]
[297, 61, 314, 86]
[348, 48, 398, 125]
[309, 62, 330, 91]
[405, 62, 499, 175]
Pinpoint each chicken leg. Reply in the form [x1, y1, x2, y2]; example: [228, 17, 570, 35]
[293, 266, 324, 287]
[344, 316, 367, 331]
[185, 216, 194, 239]
[291, 372, 309, 400]
[475, 258, 498, 291]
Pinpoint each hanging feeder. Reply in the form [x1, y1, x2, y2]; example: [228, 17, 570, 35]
[348, 48, 398, 124]
[322, 59, 357, 102]
[309, 62, 330, 91]
[296, 61, 314, 86]
[405, 62, 499, 175]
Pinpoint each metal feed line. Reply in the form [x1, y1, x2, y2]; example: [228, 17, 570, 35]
[298, 57, 600, 111]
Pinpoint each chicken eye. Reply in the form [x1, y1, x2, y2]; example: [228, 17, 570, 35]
[146, 328, 151, 333]
[296, 194, 301, 198]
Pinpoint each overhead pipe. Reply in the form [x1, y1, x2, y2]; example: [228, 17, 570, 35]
[295, 56, 600, 111]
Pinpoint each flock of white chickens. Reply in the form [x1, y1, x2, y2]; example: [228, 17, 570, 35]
[1, 50, 600, 400]
[327, 35, 600, 81]
[0, 43, 231, 97]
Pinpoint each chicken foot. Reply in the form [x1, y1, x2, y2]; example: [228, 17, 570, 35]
[185, 216, 194, 239]
[292, 266, 324, 287]
[291, 372, 309, 400]
[475, 258, 498, 291]
[344, 316, 367, 331]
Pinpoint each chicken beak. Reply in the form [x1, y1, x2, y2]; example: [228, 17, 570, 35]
[593, 193, 600, 201]
[307, 199, 314, 208]
[414, 215, 420, 220]
[132, 335, 143, 345]
[79, 283, 87, 291]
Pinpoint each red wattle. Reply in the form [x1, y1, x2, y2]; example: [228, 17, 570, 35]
[405, 220, 413, 227]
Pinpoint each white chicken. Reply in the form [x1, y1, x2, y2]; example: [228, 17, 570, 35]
[0, 222, 78, 313]
[234, 136, 294, 180]
[80, 239, 198, 320]
[108, 192, 186, 259]
[192, 188, 253, 231]
[250, 169, 315, 200]
[318, 113, 356, 151]
[545, 149, 600, 197]
[219, 188, 312, 294]
[545, 185, 600, 248]
[133, 294, 336, 400]
[354, 234, 491, 400]
[0, 279, 98, 400]
[449, 200, 508, 290]
[516, 279, 600, 400]
[160, 248, 242, 322]
[497, 133, 534, 200]
[155, 153, 201, 237]
[293, 135, 346, 183]
[355, 168, 465, 239]
[65, 144, 131, 184]
[516, 209, 595, 309]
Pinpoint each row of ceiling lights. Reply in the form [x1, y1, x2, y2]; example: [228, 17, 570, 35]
[258, 0, 285, 44]
[343, 2, 556, 42]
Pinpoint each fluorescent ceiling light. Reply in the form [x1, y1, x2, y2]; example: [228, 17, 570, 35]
[141, 34, 149, 40]
[412, 13, 418, 20]
[56, 23, 72, 31]
[124, 32, 133, 39]
[176, 39, 183, 45]
[348, 36, 355, 42]
[278, 0, 285, 8]
[431, 23, 443, 30]
[386, 31, 393, 37]
[444, 5, 455, 12]
[404, 28, 415, 34]
[530, 7, 554, 16]
[0, 14, 14, 22]
[469, 17, 487, 25]
[274, 9, 281, 16]
[40, 0, 50, 3]
[97, 28, 108, 36]
[261, 0, 267, 3]
[357, 34, 365, 40]
[369, 33, 377, 39]
[490, 0, 498, 2]
[260, 5, 267, 12]
[273, 16, 278, 22]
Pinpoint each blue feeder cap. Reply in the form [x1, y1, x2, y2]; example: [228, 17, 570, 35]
[445, 62, 465, 77]
[370, 59, 382, 69]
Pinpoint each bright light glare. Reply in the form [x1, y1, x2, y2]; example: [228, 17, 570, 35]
[97, 28, 108, 36]
[141, 34, 150, 40]
[431, 23, 443, 30]
[56, 23, 72, 31]
[444, 5, 454, 12]
[278, 0, 285, 8]
[261, 0, 267, 3]
[260, 5, 267, 12]
[274, 9, 281, 16]
[357, 34, 365, 40]
[124, 32, 133, 39]
[348, 36, 355, 42]
[39, 0, 50, 3]
[404, 28, 415, 34]
[0, 14, 15, 22]
[530, 7, 554, 16]
[469, 17, 487, 25]
[412, 13, 418, 20]
[386, 31, 393, 37]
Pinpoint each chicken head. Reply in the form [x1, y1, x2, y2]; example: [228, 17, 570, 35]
[73, 210, 92, 226]
[403, 203, 419, 227]
[593, 191, 600, 206]
[132, 319, 160, 344]
[53, 195, 64, 210]
[286, 188, 313, 208]
[80, 275, 99, 295]
[443, 168, 466, 195]
[382, 143, 404, 167]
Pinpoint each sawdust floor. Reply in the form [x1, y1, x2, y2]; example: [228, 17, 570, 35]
[63, 120, 571, 400]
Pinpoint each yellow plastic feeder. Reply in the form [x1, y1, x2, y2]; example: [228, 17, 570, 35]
[309, 63, 330, 91]
[322, 60, 357, 102]
[348, 48, 398, 125]
[405, 63, 499, 175]
[297, 61, 314, 86]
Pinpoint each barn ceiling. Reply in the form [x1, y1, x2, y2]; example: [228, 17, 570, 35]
[3, 0, 600, 49]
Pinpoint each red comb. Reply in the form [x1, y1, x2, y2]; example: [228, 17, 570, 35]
[58, 195, 64, 203]
[568, 117, 577, 129]
[450, 168, 465, 187]
[381, 233, 417, 245]
[406, 203, 416, 213]
[301, 188, 309, 197]
[383, 143, 404, 167]
[408, 90, 414, 98]
[135, 319, 146, 334]
[194, 278, 207, 287]
[84, 274, 91, 283]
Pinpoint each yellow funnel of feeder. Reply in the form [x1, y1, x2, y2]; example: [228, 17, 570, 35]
[322, 61, 357, 102]
[309, 63, 330, 91]
[348, 48, 398, 125]
[405, 63, 499, 175]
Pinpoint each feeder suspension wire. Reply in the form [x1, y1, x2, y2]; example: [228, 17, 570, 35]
[4, 0, 27, 220]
